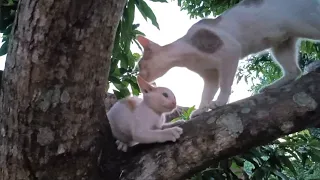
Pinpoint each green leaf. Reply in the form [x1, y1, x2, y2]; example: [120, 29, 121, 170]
[0, 41, 8, 56]
[109, 75, 122, 84]
[132, 29, 145, 36]
[252, 168, 266, 179]
[135, 0, 160, 29]
[119, 68, 128, 75]
[149, 0, 168, 2]
[271, 169, 289, 180]
[309, 150, 320, 162]
[120, 52, 129, 69]
[113, 90, 125, 99]
[3, 23, 12, 35]
[279, 155, 297, 176]
[112, 22, 122, 56]
[127, 0, 135, 27]
[178, 0, 182, 6]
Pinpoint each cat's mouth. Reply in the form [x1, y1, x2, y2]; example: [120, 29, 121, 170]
[163, 104, 176, 111]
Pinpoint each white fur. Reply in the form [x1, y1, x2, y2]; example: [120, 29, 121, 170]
[106, 76, 184, 152]
[136, 0, 320, 118]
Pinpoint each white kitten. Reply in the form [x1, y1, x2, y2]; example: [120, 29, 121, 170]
[136, 0, 320, 118]
[106, 75, 184, 152]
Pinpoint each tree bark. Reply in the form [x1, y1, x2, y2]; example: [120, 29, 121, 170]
[103, 66, 320, 180]
[0, 0, 126, 179]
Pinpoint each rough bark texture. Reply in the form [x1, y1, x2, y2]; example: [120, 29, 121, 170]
[102, 64, 320, 180]
[0, 0, 126, 179]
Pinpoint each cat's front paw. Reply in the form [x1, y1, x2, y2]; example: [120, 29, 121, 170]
[115, 140, 129, 152]
[190, 108, 207, 118]
[190, 101, 224, 118]
[167, 127, 183, 142]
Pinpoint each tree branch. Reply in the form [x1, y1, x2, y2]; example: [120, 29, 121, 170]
[103, 65, 320, 180]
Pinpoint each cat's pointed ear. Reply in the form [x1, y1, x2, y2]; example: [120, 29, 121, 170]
[136, 35, 161, 51]
[137, 75, 154, 94]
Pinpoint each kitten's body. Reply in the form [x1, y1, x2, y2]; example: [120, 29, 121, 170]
[136, 0, 320, 117]
[107, 76, 184, 152]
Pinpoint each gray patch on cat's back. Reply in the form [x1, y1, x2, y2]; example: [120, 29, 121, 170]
[241, 0, 264, 7]
[187, 29, 223, 54]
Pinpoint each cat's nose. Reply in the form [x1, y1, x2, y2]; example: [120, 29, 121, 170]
[172, 102, 176, 107]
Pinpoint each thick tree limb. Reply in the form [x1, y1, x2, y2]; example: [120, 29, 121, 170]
[103, 66, 320, 180]
[0, 0, 126, 179]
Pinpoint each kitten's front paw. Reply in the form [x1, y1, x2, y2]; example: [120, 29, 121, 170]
[115, 140, 128, 152]
[167, 127, 183, 142]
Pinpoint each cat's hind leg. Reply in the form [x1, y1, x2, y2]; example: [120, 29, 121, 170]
[259, 37, 302, 92]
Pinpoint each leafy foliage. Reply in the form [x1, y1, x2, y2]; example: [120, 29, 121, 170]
[0, 0, 165, 99]
[110, 0, 167, 99]
[237, 42, 320, 94]
[0, 0, 17, 56]
[172, 106, 196, 122]
[178, 0, 240, 18]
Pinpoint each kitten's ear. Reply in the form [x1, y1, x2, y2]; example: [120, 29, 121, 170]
[137, 75, 154, 94]
[136, 35, 161, 51]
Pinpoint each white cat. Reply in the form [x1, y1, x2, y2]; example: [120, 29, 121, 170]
[136, 0, 320, 118]
[107, 75, 184, 152]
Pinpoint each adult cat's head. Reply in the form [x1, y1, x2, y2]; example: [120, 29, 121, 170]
[136, 36, 177, 82]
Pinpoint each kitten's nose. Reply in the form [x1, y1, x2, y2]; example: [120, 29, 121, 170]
[172, 102, 176, 107]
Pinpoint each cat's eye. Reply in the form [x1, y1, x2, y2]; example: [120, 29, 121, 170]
[144, 89, 148, 93]
[162, 92, 168, 98]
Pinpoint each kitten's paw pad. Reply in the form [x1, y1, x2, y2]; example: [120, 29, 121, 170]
[168, 127, 183, 142]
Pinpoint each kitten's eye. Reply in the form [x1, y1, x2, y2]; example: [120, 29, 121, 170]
[144, 89, 148, 93]
[162, 92, 168, 98]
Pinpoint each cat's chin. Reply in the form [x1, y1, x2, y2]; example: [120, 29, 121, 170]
[163, 107, 176, 114]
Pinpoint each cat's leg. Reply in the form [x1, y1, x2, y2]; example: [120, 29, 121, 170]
[190, 70, 219, 118]
[259, 37, 301, 92]
[162, 120, 185, 129]
[208, 57, 239, 110]
[132, 127, 183, 144]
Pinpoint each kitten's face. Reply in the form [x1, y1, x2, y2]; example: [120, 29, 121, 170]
[136, 36, 172, 82]
[137, 76, 176, 113]
[144, 87, 177, 113]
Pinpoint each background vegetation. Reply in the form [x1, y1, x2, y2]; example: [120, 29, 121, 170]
[1, 0, 320, 179]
